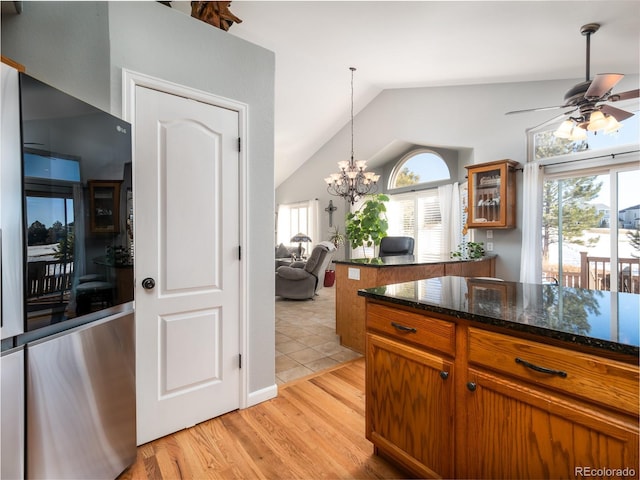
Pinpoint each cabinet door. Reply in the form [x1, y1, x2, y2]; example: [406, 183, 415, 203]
[464, 368, 639, 479]
[366, 333, 454, 479]
[466, 160, 517, 228]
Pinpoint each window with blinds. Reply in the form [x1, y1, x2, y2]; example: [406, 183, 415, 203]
[388, 190, 443, 262]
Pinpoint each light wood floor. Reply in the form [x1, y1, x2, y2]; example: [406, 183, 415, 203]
[118, 358, 406, 479]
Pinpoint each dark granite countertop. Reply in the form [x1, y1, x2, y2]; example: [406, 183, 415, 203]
[358, 276, 639, 356]
[334, 255, 495, 268]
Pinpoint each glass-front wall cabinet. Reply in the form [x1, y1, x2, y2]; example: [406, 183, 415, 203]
[466, 159, 518, 228]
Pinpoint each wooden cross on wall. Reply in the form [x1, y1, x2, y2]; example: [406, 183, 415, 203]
[325, 200, 338, 227]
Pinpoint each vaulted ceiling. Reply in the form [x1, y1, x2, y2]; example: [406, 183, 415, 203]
[172, 1, 640, 186]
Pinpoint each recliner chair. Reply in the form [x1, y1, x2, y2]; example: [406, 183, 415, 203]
[379, 236, 415, 257]
[275, 241, 336, 300]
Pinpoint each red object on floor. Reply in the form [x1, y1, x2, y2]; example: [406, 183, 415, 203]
[324, 270, 336, 287]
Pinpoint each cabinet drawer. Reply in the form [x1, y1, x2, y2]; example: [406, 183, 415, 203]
[366, 303, 455, 356]
[468, 327, 639, 416]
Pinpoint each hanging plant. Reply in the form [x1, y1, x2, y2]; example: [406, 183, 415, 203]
[345, 194, 389, 257]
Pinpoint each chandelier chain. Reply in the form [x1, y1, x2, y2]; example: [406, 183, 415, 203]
[324, 67, 379, 205]
[350, 67, 355, 161]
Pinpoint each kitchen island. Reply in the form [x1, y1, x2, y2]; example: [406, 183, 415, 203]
[334, 255, 495, 353]
[359, 276, 639, 479]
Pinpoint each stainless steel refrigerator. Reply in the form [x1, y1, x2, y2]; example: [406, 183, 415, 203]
[1, 62, 137, 479]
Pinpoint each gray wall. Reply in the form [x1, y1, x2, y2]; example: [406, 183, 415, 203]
[276, 75, 639, 280]
[2, 1, 276, 395]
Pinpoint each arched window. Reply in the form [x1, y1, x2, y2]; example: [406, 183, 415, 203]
[388, 150, 451, 190]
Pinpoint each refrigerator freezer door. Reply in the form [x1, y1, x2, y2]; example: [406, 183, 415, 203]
[27, 310, 136, 479]
[0, 63, 24, 340]
[1, 346, 25, 479]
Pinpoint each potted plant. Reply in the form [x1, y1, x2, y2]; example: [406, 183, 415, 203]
[345, 194, 389, 258]
[451, 241, 485, 260]
[328, 226, 346, 250]
[323, 226, 346, 287]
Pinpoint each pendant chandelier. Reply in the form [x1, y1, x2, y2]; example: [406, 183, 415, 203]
[324, 67, 379, 205]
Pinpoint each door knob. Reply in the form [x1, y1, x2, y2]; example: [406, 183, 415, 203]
[142, 277, 155, 290]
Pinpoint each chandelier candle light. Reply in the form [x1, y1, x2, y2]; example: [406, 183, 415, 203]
[325, 67, 379, 205]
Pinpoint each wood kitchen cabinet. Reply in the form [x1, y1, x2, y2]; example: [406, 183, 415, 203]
[366, 304, 455, 479]
[464, 368, 639, 479]
[364, 300, 639, 479]
[465, 159, 518, 229]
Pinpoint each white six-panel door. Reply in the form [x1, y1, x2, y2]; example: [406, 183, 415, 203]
[134, 85, 240, 445]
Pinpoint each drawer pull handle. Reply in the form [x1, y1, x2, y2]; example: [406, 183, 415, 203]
[439, 371, 449, 380]
[391, 322, 417, 333]
[515, 357, 567, 378]
[467, 382, 477, 391]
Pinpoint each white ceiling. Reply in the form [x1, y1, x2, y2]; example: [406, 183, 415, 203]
[170, 1, 640, 186]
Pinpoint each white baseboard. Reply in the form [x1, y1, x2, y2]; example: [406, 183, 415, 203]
[245, 383, 278, 407]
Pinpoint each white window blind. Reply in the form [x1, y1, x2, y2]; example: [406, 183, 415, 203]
[388, 190, 443, 262]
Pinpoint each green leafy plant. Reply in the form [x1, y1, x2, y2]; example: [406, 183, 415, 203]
[451, 241, 485, 260]
[345, 194, 389, 257]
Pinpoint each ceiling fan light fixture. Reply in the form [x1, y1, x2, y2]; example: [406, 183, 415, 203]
[603, 115, 623, 134]
[510, 23, 639, 136]
[587, 110, 607, 131]
[569, 125, 588, 141]
[554, 120, 574, 139]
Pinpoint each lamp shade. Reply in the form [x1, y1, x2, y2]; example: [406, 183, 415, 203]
[587, 111, 607, 131]
[554, 120, 574, 139]
[291, 233, 312, 243]
[603, 115, 622, 134]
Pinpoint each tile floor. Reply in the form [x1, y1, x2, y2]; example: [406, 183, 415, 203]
[275, 285, 362, 384]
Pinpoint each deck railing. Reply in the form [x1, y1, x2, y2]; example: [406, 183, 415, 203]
[27, 260, 74, 298]
[543, 253, 639, 293]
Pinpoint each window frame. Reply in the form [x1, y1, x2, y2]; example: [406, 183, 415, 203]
[387, 148, 452, 194]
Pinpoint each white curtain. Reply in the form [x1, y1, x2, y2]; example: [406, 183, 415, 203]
[276, 204, 291, 245]
[308, 199, 320, 247]
[438, 182, 461, 257]
[519, 162, 542, 283]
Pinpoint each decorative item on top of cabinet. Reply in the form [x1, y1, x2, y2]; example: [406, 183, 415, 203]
[465, 159, 519, 229]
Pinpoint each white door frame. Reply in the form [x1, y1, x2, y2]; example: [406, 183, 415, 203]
[122, 69, 249, 409]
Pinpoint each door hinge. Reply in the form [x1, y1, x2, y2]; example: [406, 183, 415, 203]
[238, 137, 241, 152]
[238, 245, 242, 260]
[239, 353, 242, 369]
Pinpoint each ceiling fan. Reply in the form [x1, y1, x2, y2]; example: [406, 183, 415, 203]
[506, 23, 639, 134]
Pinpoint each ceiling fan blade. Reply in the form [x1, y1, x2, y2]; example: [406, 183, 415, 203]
[585, 73, 624, 99]
[600, 104, 635, 122]
[528, 113, 571, 131]
[505, 105, 566, 115]
[608, 89, 640, 102]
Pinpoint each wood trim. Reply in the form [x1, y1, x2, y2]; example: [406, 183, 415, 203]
[1, 56, 25, 72]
